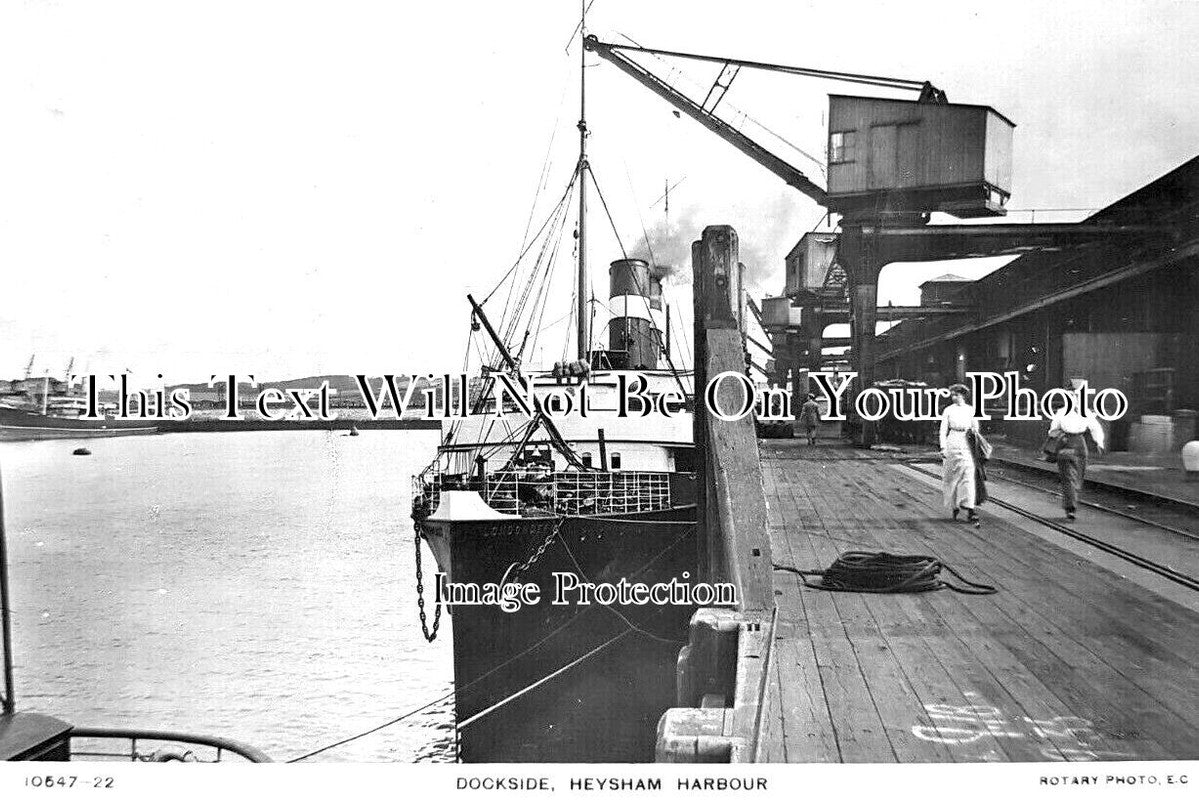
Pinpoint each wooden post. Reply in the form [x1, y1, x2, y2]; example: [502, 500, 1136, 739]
[692, 238, 710, 582]
[692, 225, 773, 613]
[661, 224, 776, 766]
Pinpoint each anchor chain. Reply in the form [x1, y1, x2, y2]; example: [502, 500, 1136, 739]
[507, 517, 564, 580]
[415, 517, 563, 642]
[413, 526, 442, 642]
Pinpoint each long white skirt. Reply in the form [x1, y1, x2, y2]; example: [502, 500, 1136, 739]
[942, 432, 976, 511]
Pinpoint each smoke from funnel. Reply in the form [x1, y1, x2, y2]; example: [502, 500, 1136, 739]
[630, 207, 703, 285]
[631, 192, 818, 293]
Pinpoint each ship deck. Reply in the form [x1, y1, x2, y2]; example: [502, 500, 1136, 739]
[756, 441, 1199, 762]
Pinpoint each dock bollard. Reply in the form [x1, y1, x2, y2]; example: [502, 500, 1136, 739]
[1183, 440, 1199, 482]
[656, 607, 773, 763]
[658, 608, 743, 763]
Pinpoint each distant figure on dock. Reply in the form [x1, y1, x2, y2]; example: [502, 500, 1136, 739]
[799, 393, 821, 445]
[939, 383, 981, 524]
[1048, 386, 1106, 521]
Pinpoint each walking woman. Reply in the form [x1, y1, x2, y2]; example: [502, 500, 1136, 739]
[940, 383, 981, 523]
[799, 392, 821, 445]
[1047, 389, 1106, 521]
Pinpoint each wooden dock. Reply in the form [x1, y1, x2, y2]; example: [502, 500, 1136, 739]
[656, 223, 1199, 764]
[757, 442, 1199, 762]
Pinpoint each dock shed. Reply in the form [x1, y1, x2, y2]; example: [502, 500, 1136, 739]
[784, 232, 839, 297]
[826, 95, 1015, 218]
[761, 295, 807, 331]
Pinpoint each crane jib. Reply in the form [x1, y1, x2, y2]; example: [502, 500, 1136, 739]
[583, 36, 828, 205]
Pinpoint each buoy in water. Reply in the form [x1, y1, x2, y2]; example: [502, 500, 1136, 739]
[72, 447, 92, 456]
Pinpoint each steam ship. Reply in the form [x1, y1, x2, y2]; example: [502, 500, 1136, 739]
[411, 257, 698, 761]
[410, 12, 700, 759]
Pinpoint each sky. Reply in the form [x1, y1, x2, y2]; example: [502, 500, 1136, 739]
[1, 1, 1196, 384]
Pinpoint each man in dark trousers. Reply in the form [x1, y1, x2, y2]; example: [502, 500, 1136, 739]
[1047, 388, 1106, 521]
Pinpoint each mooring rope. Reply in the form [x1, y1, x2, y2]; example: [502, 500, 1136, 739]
[456, 629, 635, 730]
[774, 551, 997, 595]
[294, 521, 696, 761]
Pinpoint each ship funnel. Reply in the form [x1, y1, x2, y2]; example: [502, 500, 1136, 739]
[607, 259, 662, 370]
[609, 258, 651, 299]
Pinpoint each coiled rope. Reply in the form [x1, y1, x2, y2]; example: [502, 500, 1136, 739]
[774, 551, 997, 595]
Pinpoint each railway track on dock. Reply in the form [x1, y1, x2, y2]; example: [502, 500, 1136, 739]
[901, 461, 1199, 593]
[985, 458, 1199, 541]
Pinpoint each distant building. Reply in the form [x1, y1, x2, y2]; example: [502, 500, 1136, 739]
[918, 274, 969, 306]
[875, 154, 1199, 451]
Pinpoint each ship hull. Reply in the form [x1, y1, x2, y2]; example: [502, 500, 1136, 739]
[0, 408, 159, 442]
[418, 502, 697, 762]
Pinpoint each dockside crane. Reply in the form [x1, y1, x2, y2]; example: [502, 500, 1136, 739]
[584, 36, 943, 207]
[585, 35, 1175, 445]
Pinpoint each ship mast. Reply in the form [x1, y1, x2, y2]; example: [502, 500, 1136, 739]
[575, 0, 589, 362]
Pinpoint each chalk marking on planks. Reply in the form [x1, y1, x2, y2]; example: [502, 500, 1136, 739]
[910, 700, 1133, 761]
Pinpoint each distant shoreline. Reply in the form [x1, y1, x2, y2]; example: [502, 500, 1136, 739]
[159, 416, 441, 433]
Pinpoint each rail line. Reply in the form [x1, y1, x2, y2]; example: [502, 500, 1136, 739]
[985, 461, 1199, 543]
[901, 462, 1199, 593]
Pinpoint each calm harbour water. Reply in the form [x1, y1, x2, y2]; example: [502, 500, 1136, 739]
[0, 429, 455, 762]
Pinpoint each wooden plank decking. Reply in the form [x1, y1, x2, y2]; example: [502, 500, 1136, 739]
[759, 440, 1199, 762]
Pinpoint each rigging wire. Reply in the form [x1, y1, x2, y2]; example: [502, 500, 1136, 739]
[524, 188, 577, 364]
[501, 169, 579, 352]
[489, 69, 575, 329]
[556, 533, 690, 645]
[449, 522, 696, 729]
[618, 158, 665, 345]
[621, 165, 695, 371]
[650, 176, 687, 210]
[458, 630, 634, 730]
[286, 690, 455, 762]
[501, 195, 571, 350]
[613, 39, 828, 177]
[504, 195, 568, 345]
[288, 520, 696, 761]
[288, 567, 604, 762]
[532, 304, 576, 334]
[588, 166, 692, 395]
[481, 175, 578, 307]
[563, 0, 600, 50]
[518, 75, 573, 251]
[589, 168, 628, 259]
[559, 283, 578, 363]
[602, 38, 928, 90]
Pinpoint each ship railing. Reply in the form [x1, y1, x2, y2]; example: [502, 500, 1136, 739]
[414, 470, 672, 517]
[552, 471, 671, 516]
[68, 727, 271, 763]
[482, 470, 524, 514]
